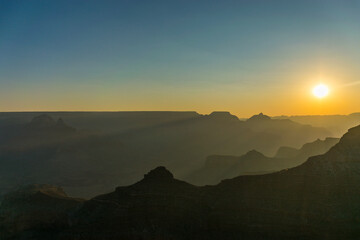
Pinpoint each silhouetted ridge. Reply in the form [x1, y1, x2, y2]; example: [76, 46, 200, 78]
[243, 149, 265, 159]
[26, 114, 75, 133]
[0, 184, 83, 239]
[8, 184, 68, 198]
[208, 111, 239, 121]
[188, 136, 340, 185]
[340, 124, 360, 141]
[247, 112, 271, 121]
[29, 114, 56, 128]
[56, 117, 65, 125]
[143, 166, 174, 181]
[275, 146, 298, 158]
[3, 125, 360, 239]
[322, 125, 360, 162]
[275, 137, 340, 159]
[67, 124, 360, 239]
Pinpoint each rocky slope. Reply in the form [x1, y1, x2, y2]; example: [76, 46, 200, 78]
[187, 137, 339, 185]
[245, 113, 332, 151]
[60, 167, 205, 239]
[1, 114, 76, 151]
[275, 137, 339, 159]
[206, 125, 360, 239]
[0, 184, 83, 239]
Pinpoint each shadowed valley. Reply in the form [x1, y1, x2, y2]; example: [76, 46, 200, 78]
[0, 112, 333, 198]
[1, 123, 360, 239]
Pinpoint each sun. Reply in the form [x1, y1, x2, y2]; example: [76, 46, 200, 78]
[312, 84, 329, 99]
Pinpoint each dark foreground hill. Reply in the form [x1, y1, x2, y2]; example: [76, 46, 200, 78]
[0, 184, 83, 239]
[1, 125, 360, 239]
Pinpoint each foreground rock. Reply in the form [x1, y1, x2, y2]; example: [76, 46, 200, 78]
[0, 184, 83, 239]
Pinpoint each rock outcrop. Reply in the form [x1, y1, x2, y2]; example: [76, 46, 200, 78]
[247, 112, 272, 121]
[275, 137, 340, 159]
[208, 111, 239, 121]
[187, 137, 339, 185]
[27, 114, 76, 133]
[0, 184, 83, 239]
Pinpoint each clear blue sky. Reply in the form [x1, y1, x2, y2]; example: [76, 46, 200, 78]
[1, 0, 360, 116]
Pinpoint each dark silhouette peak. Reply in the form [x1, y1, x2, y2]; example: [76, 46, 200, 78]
[346, 124, 360, 136]
[243, 149, 265, 159]
[144, 166, 174, 181]
[27, 114, 75, 133]
[30, 114, 56, 127]
[331, 125, 360, 149]
[334, 125, 360, 147]
[247, 113, 271, 121]
[302, 138, 323, 147]
[6, 184, 68, 198]
[208, 111, 239, 121]
[275, 146, 298, 158]
[301, 124, 360, 163]
[325, 137, 339, 141]
[57, 117, 65, 125]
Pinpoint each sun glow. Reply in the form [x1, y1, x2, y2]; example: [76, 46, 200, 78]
[312, 84, 329, 99]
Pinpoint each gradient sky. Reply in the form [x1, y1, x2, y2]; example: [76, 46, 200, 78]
[1, 0, 360, 117]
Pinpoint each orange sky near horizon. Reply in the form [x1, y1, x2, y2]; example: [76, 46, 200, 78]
[1, 76, 359, 118]
[2, 1, 360, 117]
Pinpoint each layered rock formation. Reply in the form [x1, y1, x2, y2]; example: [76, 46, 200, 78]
[63, 125, 360, 239]
[0, 112, 332, 198]
[1, 122, 360, 239]
[187, 137, 339, 185]
[275, 137, 339, 159]
[33, 125, 357, 239]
